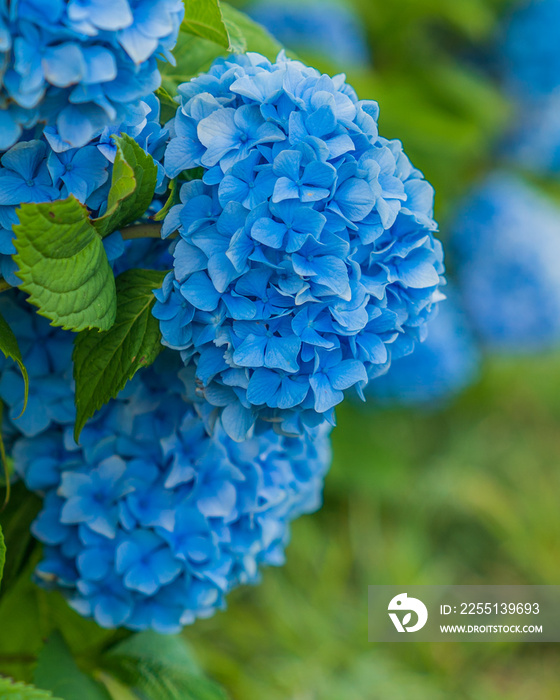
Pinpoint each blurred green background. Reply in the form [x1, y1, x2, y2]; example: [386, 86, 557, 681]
[180, 0, 560, 697]
[3, 1, 560, 698]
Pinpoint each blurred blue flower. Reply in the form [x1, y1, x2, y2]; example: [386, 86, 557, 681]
[451, 173, 560, 352]
[16, 351, 333, 633]
[155, 52, 445, 441]
[503, 0, 560, 99]
[0, 0, 183, 150]
[505, 93, 560, 177]
[248, 0, 370, 67]
[368, 293, 480, 406]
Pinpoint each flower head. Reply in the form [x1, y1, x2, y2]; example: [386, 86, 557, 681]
[155, 52, 445, 440]
[17, 353, 332, 633]
[451, 173, 560, 352]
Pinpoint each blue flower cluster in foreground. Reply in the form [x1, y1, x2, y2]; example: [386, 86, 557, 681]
[154, 52, 445, 441]
[451, 173, 560, 352]
[248, 0, 369, 66]
[502, 0, 560, 99]
[0, 0, 183, 151]
[0, 94, 168, 285]
[369, 292, 480, 406]
[2, 292, 331, 633]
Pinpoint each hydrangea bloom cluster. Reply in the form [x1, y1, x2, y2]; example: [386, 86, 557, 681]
[369, 293, 480, 406]
[451, 173, 560, 352]
[14, 361, 331, 633]
[0, 94, 168, 285]
[154, 52, 445, 441]
[503, 0, 560, 99]
[248, 0, 369, 66]
[0, 0, 184, 151]
[0, 290, 331, 633]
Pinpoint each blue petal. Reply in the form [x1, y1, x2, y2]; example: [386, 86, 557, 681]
[181, 272, 220, 311]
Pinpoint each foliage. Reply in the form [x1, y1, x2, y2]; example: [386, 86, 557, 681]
[0, 315, 28, 415]
[101, 632, 230, 699]
[13, 197, 118, 333]
[0, 525, 5, 590]
[0, 676, 62, 699]
[93, 136, 158, 240]
[72, 269, 167, 440]
[34, 633, 112, 700]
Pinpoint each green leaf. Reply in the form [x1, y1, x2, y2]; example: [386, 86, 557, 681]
[0, 525, 5, 590]
[13, 197, 117, 332]
[160, 4, 282, 96]
[34, 632, 111, 700]
[0, 312, 28, 417]
[73, 269, 167, 441]
[0, 484, 41, 595]
[0, 404, 12, 508]
[154, 178, 179, 222]
[0, 676, 62, 699]
[102, 632, 230, 700]
[155, 86, 179, 124]
[182, 0, 230, 49]
[93, 134, 158, 239]
[220, 3, 282, 59]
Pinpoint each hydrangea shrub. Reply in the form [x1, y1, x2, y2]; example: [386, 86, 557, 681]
[0, 0, 445, 653]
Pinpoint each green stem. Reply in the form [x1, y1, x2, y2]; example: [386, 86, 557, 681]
[121, 223, 163, 240]
[0, 279, 11, 293]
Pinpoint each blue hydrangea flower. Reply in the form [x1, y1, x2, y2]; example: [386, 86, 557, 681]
[451, 173, 560, 352]
[505, 93, 560, 176]
[15, 354, 332, 633]
[154, 52, 445, 441]
[0, 94, 169, 286]
[502, 0, 560, 99]
[248, 0, 370, 67]
[368, 292, 480, 406]
[0, 0, 183, 151]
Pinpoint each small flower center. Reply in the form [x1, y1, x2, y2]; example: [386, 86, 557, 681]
[26, 179, 34, 187]
[65, 163, 74, 172]
[239, 133, 248, 143]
